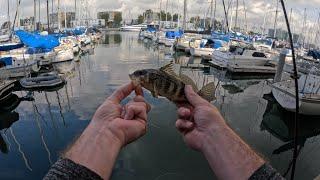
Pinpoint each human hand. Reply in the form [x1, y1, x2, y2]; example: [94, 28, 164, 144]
[91, 82, 151, 147]
[176, 85, 226, 151]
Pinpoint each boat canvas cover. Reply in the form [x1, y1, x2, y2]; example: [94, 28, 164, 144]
[165, 30, 183, 39]
[0, 57, 13, 66]
[15, 30, 60, 51]
[200, 39, 225, 49]
[307, 50, 320, 60]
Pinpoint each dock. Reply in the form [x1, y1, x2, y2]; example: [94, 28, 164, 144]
[227, 65, 276, 74]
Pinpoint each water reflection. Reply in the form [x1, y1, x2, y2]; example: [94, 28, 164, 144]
[262, 94, 320, 154]
[102, 33, 122, 45]
[262, 94, 320, 177]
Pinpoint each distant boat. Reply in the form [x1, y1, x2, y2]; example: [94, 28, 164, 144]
[0, 57, 40, 79]
[158, 30, 183, 47]
[19, 72, 65, 91]
[270, 70, 320, 116]
[120, 24, 148, 32]
[190, 39, 228, 57]
[175, 33, 202, 53]
[210, 46, 276, 74]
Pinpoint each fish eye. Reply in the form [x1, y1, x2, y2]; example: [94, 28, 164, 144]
[136, 70, 147, 76]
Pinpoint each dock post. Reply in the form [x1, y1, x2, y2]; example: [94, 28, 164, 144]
[274, 49, 287, 82]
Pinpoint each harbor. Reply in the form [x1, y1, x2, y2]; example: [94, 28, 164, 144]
[0, 0, 320, 179]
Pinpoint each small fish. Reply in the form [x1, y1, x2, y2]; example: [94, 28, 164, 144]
[129, 62, 216, 103]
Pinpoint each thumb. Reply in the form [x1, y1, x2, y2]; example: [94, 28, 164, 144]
[185, 85, 208, 107]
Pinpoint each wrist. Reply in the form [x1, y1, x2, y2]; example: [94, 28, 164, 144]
[201, 119, 229, 153]
[64, 122, 122, 179]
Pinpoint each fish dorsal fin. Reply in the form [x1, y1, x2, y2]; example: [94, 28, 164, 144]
[198, 82, 216, 102]
[179, 74, 198, 92]
[159, 62, 179, 78]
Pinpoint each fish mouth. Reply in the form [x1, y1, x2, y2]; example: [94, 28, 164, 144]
[129, 74, 134, 80]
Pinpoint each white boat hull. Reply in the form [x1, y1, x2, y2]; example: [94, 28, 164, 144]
[190, 47, 214, 57]
[272, 87, 320, 116]
[0, 61, 40, 79]
[53, 49, 74, 63]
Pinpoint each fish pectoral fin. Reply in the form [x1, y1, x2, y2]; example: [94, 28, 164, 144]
[179, 74, 198, 92]
[198, 82, 216, 102]
[151, 90, 158, 98]
[151, 84, 159, 98]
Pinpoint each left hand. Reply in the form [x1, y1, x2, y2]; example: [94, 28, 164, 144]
[91, 82, 151, 147]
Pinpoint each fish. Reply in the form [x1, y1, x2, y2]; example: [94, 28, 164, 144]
[129, 62, 216, 103]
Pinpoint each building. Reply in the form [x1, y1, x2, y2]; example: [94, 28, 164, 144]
[50, 12, 76, 29]
[97, 11, 122, 27]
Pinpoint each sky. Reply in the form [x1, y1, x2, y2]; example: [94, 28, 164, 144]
[0, 0, 319, 35]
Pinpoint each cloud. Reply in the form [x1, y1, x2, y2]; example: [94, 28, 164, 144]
[1, 0, 319, 35]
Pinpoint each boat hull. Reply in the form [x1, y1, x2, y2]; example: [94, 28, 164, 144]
[272, 82, 320, 116]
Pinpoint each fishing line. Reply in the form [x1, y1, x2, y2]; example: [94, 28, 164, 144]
[279, 0, 300, 179]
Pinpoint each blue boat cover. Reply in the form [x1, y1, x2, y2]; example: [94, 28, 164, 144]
[0, 43, 24, 51]
[307, 50, 320, 60]
[147, 27, 156, 33]
[200, 39, 225, 49]
[165, 30, 183, 39]
[15, 30, 60, 51]
[0, 57, 13, 66]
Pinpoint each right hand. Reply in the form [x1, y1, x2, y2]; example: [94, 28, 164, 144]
[176, 85, 226, 152]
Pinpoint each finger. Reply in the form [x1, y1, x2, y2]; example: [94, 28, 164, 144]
[108, 82, 135, 103]
[133, 96, 151, 112]
[178, 107, 191, 119]
[175, 119, 194, 132]
[134, 85, 144, 97]
[185, 85, 208, 107]
[124, 104, 148, 121]
[119, 119, 147, 145]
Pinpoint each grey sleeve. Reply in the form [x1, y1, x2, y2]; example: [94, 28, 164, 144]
[249, 163, 285, 180]
[43, 158, 103, 180]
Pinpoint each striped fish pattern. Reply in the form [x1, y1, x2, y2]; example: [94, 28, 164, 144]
[129, 62, 216, 104]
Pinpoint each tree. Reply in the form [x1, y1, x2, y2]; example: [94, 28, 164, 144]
[99, 13, 109, 27]
[138, 15, 144, 24]
[173, 14, 179, 22]
[114, 13, 122, 27]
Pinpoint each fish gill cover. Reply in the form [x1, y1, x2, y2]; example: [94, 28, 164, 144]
[15, 30, 60, 51]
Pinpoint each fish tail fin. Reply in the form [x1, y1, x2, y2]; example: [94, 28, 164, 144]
[198, 82, 216, 102]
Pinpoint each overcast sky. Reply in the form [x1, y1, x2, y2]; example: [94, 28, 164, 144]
[0, 0, 319, 33]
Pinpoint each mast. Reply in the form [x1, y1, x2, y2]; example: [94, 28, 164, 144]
[159, 0, 162, 28]
[234, 0, 238, 30]
[38, 0, 41, 29]
[171, 0, 173, 28]
[229, 0, 234, 32]
[7, 0, 10, 30]
[165, 0, 168, 27]
[58, 0, 61, 30]
[302, 8, 307, 47]
[222, 0, 229, 32]
[47, 0, 50, 31]
[16, 0, 20, 28]
[75, 0, 77, 27]
[183, 0, 187, 30]
[213, 0, 217, 30]
[51, 0, 54, 28]
[34, 0, 37, 31]
[242, 0, 247, 32]
[64, 2, 67, 28]
[210, 0, 213, 30]
[273, 0, 279, 38]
